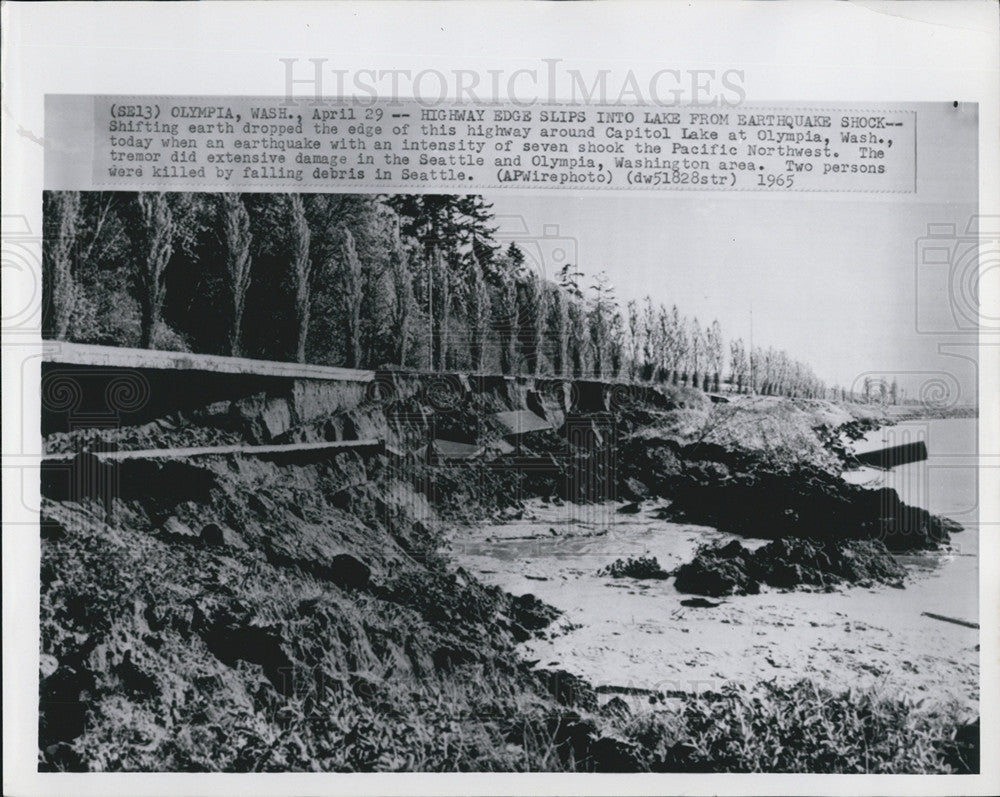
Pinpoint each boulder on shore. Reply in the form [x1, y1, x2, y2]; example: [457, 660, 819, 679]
[674, 537, 905, 596]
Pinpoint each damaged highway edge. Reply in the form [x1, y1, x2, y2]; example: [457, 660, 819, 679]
[38, 346, 979, 773]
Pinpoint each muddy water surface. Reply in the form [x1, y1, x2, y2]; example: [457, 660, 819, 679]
[449, 418, 979, 709]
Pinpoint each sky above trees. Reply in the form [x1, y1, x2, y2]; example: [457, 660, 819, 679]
[489, 192, 979, 403]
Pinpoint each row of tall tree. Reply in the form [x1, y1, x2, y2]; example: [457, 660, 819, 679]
[42, 190, 827, 398]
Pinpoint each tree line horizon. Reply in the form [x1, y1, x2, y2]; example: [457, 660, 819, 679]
[42, 190, 901, 403]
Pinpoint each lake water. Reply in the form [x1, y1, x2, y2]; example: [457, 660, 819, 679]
[846, 416, 979, 621]
[449, 417, 980, 708]
[850, 417, 979, 550]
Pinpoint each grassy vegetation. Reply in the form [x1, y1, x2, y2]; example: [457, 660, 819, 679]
[625, 680, 978, 774]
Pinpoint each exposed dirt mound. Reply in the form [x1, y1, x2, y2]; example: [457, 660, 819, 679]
[663, 465, 960, 551]
[38, 444, 581, 772]
[598, 555, 669, 580]
[674, 538, 907, 597]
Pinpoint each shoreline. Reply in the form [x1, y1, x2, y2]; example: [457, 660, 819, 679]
[448, 492, 979, 712]
[448, 409, 978, 722]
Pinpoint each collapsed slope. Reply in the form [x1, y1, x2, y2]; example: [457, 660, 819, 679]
[40, 449, 590, 771]
[39, 370, 973, 771]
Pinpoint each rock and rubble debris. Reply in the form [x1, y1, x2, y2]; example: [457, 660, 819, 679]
[674, 537, 907, 597]
[599, 555, 670, 580]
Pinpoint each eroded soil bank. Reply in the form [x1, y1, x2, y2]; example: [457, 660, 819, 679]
[39, 373, 979, 772]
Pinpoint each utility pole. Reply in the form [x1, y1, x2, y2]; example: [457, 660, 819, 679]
[427, 247, 434, 371]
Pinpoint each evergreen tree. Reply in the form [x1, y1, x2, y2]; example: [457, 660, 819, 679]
[557, 262, 585, 300]
[388, 224, 414, 367]
[706, 319, 724, 392]
[552, 287, 570, 377]
[219, 194, 252, 356]
[497, 269, 519, 375]
[42, 189, 834, 398]
[467, 252, 491, 372]
[387, 194, 498, 274]
[588, 271, 616, 378]
[131, 192, 175, 349]
[626, 299, 641, 381]
[505, 241, 526, 274]
[339, 226, 364, 368]
[287, 195, 312, 363]
[42, 191, 81, 339]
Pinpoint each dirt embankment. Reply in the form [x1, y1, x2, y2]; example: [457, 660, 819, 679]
[38, 375, 693, 772]
[479, 391, 958, 551]
[39, 374, 972, 772]
[39, 447, 626, 772]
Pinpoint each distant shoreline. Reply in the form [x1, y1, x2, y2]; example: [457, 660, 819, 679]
[878, 404, 978, 422]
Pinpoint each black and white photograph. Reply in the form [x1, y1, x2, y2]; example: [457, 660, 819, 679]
[4, 1, 999, 794]
[35, 115, 981, 770]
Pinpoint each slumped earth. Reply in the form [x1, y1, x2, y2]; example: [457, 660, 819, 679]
[39, 373, 981, 772]
[450, 493, 979, 712]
